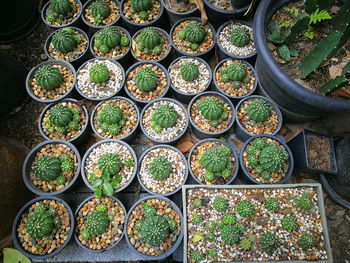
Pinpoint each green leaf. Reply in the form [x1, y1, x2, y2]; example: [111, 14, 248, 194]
[267, 32, 284, 44]
[319, 76, 348, 94]
[112, 174, 122, 184]
[102, 181, 114, 196]
[94, 187, 102, 199]
[289, 47, 299, 57]
[91, 178, 103, 188]
[102, 172, 110, 181]
[309, 8, 331, 25]
[3, 248, 31, 263]
[277, 45, 291, 61]
[88, 173, 96, 181]
[267, 20, 281, 34]
[343, 61, 350, 76]
[49, 127, 54, 132]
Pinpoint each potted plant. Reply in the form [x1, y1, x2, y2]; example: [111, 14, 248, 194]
[26, 60, 77, 104]
[182, 184, 333, 262]
[140, 97, 189, 144]
[12, 196, 74, 260]
[234, 95, 283, 142]
[125, 195, 183, 260]
[41, 0, 83, 28]
[124, 61, 170, 106]
[75, 58, 125, 101]
[90, 96, 140, 142]
[239, 134, 294, 184]
[81, 139, 137, 197]
[168, 56, 212, 104]
[38, 98, 89, 146]
[213, 58, 257, 104]
[188, 91, 235, 139]
[74, 195, 126, 251]
[160, 0, 198, 26]
[138, 144, 188, 195]
[188, 138, 239, 185]
[22, 140, 81, 195]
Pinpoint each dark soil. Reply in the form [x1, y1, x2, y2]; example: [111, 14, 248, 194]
[163, 0, 196, 12]
[306, 134, 332, 171]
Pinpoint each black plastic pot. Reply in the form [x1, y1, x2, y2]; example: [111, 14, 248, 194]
[26, 60, 77, 104]
[38, 98, 90, 146]
[214, 58, 257, 105]
[81, 139, 138, 193]
[216, 20, 256, 62]
[253, 0, 350, 121]
[230, 0, 251, 9]
[90, 96, 140, 142]
[160, 0, 199, 26]
[170, 17, 216, 60]
[168, 56, 212, 104]
[44, 27, 90, 69]
[22, 139, 82, 196]
[239, 134, 294, 184]
[287, 129, 338, 175]
[140, 97, 189, 145]
[188, 138, 239, 185]
[188, 91, 235, 139]
[234, 95, 283, 142]
[41, 0, 83, 29]
[12, 196, 74, 260]
[73, 194, 126, 252]
[90, 26, 132, 71]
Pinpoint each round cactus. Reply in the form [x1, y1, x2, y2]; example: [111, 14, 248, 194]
[196, 97, 224, 121]
[108, 123, 121, 135]
[204, 171, 215, 181]
[237, 200, 256, 218]
[216, 219, 225, 228]
[98, 153, 121, 175]
[120, 36, 130, 47]
[180, 62, 199, 81]
[299, 233, 315, 249]
[206, 232, 215, 240]
[246, 99, 272, 122]
[282, 215, 298, 231]
[49, 104, 73, 127]
[240, 238, 252, 250]
[149, 157, 172, 180]
[131, 0, 152, 12]
[252, 138, 268, 150]
[297, 193, 313, 211]
[135, 67, 158, 92]
[184, 21, 207, 43]
[213, 197, 228, 212]
[259, 144, 289, 173]
[139, 215, 170, 246]
[95, 27, 122, 49]
[52, 29, 77, 53]
[61, 159, 73, 173]
[56, 175, 67, 185]
[221, 224, 239, 245]
[192, 251, 202, 262]
[99, 104, 123, 125]
[223, 212, 236, 224]
[227, 62, 246, 81]
[220, 169, 231, 179]
[137, 27, 160, 50]
[152, 105, 177, 128]
[142, 202, 157, 218]
[168, 219, 177, 231]
[206, 220, 216, 231]
[85, 211, 109, 236]
[34, 155, 62, 181]
[201, 148, 228, 173]
[97, 204, 108, 213]
[89, 64, 110, 84]
[193, 198, 202, 207]
[191, 214, 202, 225]
[34, 204, 47, 214]
[49, 0, 73, 16]
[260, 232, 279, 252]
[265, 197, 279, 212]
[35, 65, 62, 90]
[209, 248, 217, 258]
[90, 0, 110, 19]
[231, 26, 250, 47]
[26, 211, 54, 239]
[138, 11, 148, 20]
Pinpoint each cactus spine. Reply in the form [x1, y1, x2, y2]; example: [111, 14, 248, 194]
[98, 153, 121, 175]
[85, 211, 109, 235]
[231, 26, 250, 47]
[149, 157, 172, 179]
[35, 65, 62, 90]
[181, 62, 199, 81]
[135, 67, 158, 91]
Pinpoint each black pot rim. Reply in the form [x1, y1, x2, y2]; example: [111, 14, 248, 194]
[253, 0, 350, 113]
[90, 96, 140, 141]
[81, 139, 138, 193]
[25, 59, 77, 104]
[124, 194, 184, 260]
[73, 194, 127, 252]
[188, 138, 239, 185]
[320, 173, 350, 209]
[169, 17, 217, 57]
[12, 196, 75, 260]
[203, 0, 249, 13]
[239, 134, 294, 184]
[137, 144, 189, 196]
[160, 0, 198, 15]
[140, 97, 189, 144]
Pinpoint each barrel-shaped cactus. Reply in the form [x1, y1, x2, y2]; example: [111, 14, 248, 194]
[135, 67, 158, 92]
[49, 104, 74, 127]
[139, 215, 170, 246]
[95, 27, 122, 49]
[52, 29, 77, 53]
[231, 26, 250, 47]
[152, 105, 177, 128]
[221, 224, 239, 245]
[259, 144, 289, 172]
[34, 156, 62, 181]
[265, 197, 279, 212]
[213, 197, 228, 212]
[227, 62, 246, 81]
[137, 27, 160, 50]
[149, 157, 172, 180]
[246, 99, 272, 122]
[85, 211, 109, 236]
[237, 200, 256, 218]
[196, 97, 224, 121]
[98, 153, 121, 175]
[181, 62, 199, 81]
[131, 0, 152, 11]
[260, 232, 279, 252]
[201, 148, 228, 173]
[282, 215, 298, 231]
[26, 211, 54, 239]
[89, 63, 110, 84]
[35, 65, 62, 90]
[99, 104, 123, 124]
[184, 21, 207, 43]
[299, 233, 315, 249]
[50, 0, 73, 16]
[90, 0, 110, 19]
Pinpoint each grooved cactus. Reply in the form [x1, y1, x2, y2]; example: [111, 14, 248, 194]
[49, 105, 73, 127]
[282, 215, 298, 231]
[231, 26, 250, 47]
[26, 211, 54, 239]
[213, 197, 228, 212]
[181, 62, 199, 81]
[95, 27, 122, 49]
[52, 29, 77, 53]
[89, 64, 110, 84]
[137, 27, 160, 50]
[201, 148, 229, 173]
[259, 144, 289, 172]
[149, 157, 172, 179]
[139, 215, 170, 246]
[260, 232, 279, 251]
[196, 97, 224, 121]
[35, 65, 62, 90]
[227, 62, 246, 81]
[184, 21, 207, 44]
[135, 67, 158, 91]
[151, 105, 177, 128]
[90, 0, 110, 19]
[131, 0, 152, 11]
[85, 211, 109, 236]
[246, 99, 272, 122]
[99, 104, 123, 125]
[34, 156, 62, 181]
[98, 153, 121, 175]
[299, 233, 315, 249]
[221, 224, 239, 244]
[50, 0, 73, 16]
[237, 200, 256, 218]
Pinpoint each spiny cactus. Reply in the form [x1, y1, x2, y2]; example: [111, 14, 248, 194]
[204, 171, 215, 181]
[252, 138, 268, 150]
[259, 144, 289, 173]
[149, 157, 172, 180]
[191, 214, 202, 225]
[227, 62, 246, 81]
[265, 197, 279, 212]
[99, 104, 123, 124]
[196, 97, 224, 121]
[240, 238, 252, 250]
[95, 27, 122, 53]
[151, 105, 177, 128]
[137, 27, 160, 51]
[49, 0, 73, 17]
[142, 202, 157, 218]
[52, 28, 78, 53]
[135, 67, 158, 92]
[299, 233, 315, 249]
[209, 248, 217, 258]
[34, 155, 62, 181]
[223, 212, 236, 224]
[221, 224, 239, 244]
[193, 198, 202, 207]
[201, 147, 230, 173]
[90, 0, 110, 20]
[35, 65, 62, 90]
[49, 104, 73, 127]
[260, 232, 279, 252]
[206, 220, 216, 231]
[131, 0, 152, 12]
[61, 159, 73, 173]
[139, 215, 170, 246]
[56, 175, 67, 185]
[98, 153, 121, 175]
[192, 250, 203, 262]
[85, 211, 109, 236]
[213, 197, 228, 212]
[181, 62, 199, 81]
[297, 192, 313, 211]
[138, 11, 148, 20]
[184, 21, 207, 44]
[216, 219, 225, 228]
[237, 200, 256, 218]
[231, 26, 250, 47]
[89, 64, 110, 84]
[26, 211, 54, 239]
[246, 99, 272, 122]
[282, 215, 298, 231]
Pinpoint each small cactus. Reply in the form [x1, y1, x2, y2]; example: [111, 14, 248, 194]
[193, 198, 202, 207]
[90, 0, 110, 20]
[260, 232, 279, 252]
[139, 215, 170, 246]
[297, 192, 313, 211]
[282, 215, 298, 231]
[221, 224, 239, 244]
[35, 65, 62, 90]
[237, 200, 256, 218]
[265, 197, 279, 212]
[181, 62, 199, 81]
[131, 0, 152, 12]
[151, 105, 177, 128]
[168, 219, 177, 231]
[89, 64, 110, 84]
[49, 104, 73, 127]
[61, 159, 73, 173]
[208, 248, 217, 258]
[246, 99, 272, 122]
[98, 153, 121, 176]
[184, 21, 207, 43]
[252, 138, 268, 150]
[49, 0, 73, 17]
[149, 157, 172, 180]
[137, 27, 160, 50]
[216, 219, 225, 228]
[192, 250, 202, 262]
[34, 155, 62, 181]
[231, 26, 250, 47]
[191, 214, 202, 225]
[240, 238, 252, 250]
[95, 27, 122, 50]
[206, 220, 216, 231]
[142, 202, 157, 218]
[227, 62, 246, 81]
[299, 233, 315, 249]
[85, 211, 109, 236]
[26, 211, 54, 239]
[259, 144, 289, 173]
[223, 212, 236, 224]
[99, 104, 123, 125]
[213, 197, 228, 212]
[204, 171, 215, 181]
[52, 28, 78, 53]
[201, 147, 229, 173]
[196, 97, 224, 121]
[56, 175, 67, 185]
[135, 67, 158, 92]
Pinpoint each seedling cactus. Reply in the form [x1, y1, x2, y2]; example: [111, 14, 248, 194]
[139, 215, 170, 246]
[98, 153, 121, 175]
[192, 250, 202, 262]
[135, 67, 158, 92]
[297, 192, 314, 211]
[237, 200, 256, 218]
[213, 197, 228, 212]
[221, 224, 239, 244]
[240, 238, 252, 250]
[181, 62, 199, 81]
[260, 232, 279, 252]
[89, 64, 110, 85]
[246, 99, 272, 122]
[231, 26, 250, 47]
[85, 211, 109, 236]
[193, 198, 202, 207]
[52, 28, 78, 53]
[223, 212, 236, 224]
[265, 197, 279, 212]
[34, 155, 62, 181]
[299, 233, 315, 248]
[282, 215, 298, 231]
[192, 214, 202, 225]
[35, 65, 62, 90]
[149, 157, 172, 180]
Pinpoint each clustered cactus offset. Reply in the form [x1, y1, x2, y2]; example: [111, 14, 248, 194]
[136, 27, 164, 55]
[181, 62, 199, 81]
[52, 28, 82, 53]
[231, 26, 251, 47]
[150, 105, 178, 133]
[196, 97, 228, 127]
[246, 99, 272, 123]
[35, 65, 63, 90]
[47, 0, 76, 24]
[135, 67, 158, 92]
[149, 157, 172, 180]
[178, 21, 207, 51]
[48, 104, 81, 134]
[90, 0, 110, 25]
[97, 104, 126, 135]
[219, 62, 249, 90]
[95, 27, 129, 55]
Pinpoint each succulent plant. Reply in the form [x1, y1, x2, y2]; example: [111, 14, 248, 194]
[131, 0, 152, 12]
[206, 220, 216, 231]
[282, 215, 298, 231]
[240, 238, 252, 250]
[85, 211, 109, 236]
[232, 81, 241, 89]
[216, 219, 225, 228]
[181, 62, 199, 81]
[151, 105, 177, 129]
[142, 203, 157, 218]
[246, 99, 272, 122]
[68, 120, 79, 130]
[97, 204, 107, 213]
[213, 197, 228, 212]
[98, 153, 121, 175]
[137, 27, 160, 51]
[89, 63, 110, 84]
[81, 229, 91, 239]
[297, 192, 313, 211]
[221, 224, 239, 245]
[220, 169, 231, 179]
[90, 0, 110, 20]
[227, 62, 246, 81]
[95, 27, 122, 51]
[135, 67, 158, 92]
[299, 233, 315, 249]
[204, 171, 215, 182]
[99, 104, 123, 125]
[265, 197, 279, 212]
[26, 211, 54, 239]
[139, 215, 170, 246]
[237, 200, 256, 218]
[196, 97, 224, 121]
[192, 250, 203, 262]
[168, 219, 177, 231]
[184, 21, 207, 44]
[206, 232, 215, 241]
[223, 212, 236, 224]
[192, 214, 202, 225]
[34, 155, 62, 181]
[52, 28, 78, 53]
[252, 138, 268, 150]
[138, 10, 148, 20]
[201, 147, 230, 173]
[259, 144, 289, 173]
[61, 159, 73, 173]
[193, 198, 202, 207]
[49, 104, 73, 127]
[231, 26, 250, 47]
[260, 232, 279, 252]
[34, 204, 47, 214]
[149, 157, 172, 180]
[209, 248, 217, 258]
[49, 0, 73, 17]
[35, 65, 62, 90]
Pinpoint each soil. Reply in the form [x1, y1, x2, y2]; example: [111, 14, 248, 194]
[163, 0, 196, 12]
[306, 134, 332, 171]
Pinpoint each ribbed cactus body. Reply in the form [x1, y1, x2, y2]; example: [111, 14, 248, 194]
[299, 234, 315, 249]
[227, 62, 246, 81]
[152, 105, 177, 128]
[201, 148, 228, 173]
[85, 211, 109, 235]
[282, 215, 298, 231]
[221, 225, 239, 245]
[237, 200, 256, 218]
[246, 99, 272, 122]
[196, 97, 224, 121]
[131, 0, 152, 11]
[259, 144, 288, 172]
[184, 21, 207, 43]
[49, 105, 74, 127]
[135, 68, 158, 91]
[138, 27, 160, 50]
[50, 0, 73, 16]
[90, 0, 110, 19]
[181, 62, 199, 81]
[139, 215, 170, 246]
[97, 27, 122, 48]
[99, 104, 123, 124]
[260, 232, 279, 251]
[34, 156, 62, 181]
[213, 197, 227, 212]
[52, 29, 77, 53]
[98, 153, 121, 175]
[149, 157, 172, 179]
[89, 64, 110, 84]
[231, 26, 250, 47]
[35, 65, 62, 90]
[26, 211, 54, 239]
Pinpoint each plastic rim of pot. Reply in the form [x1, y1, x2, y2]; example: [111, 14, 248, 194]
[12, 196, 75, 260]
[44, 27, 90, 68]
[168, 56, 212, 104]
[41, 0, 83, 29]
[216, 20, 257, 61]
[81, 0, 121, 32]
[131, 27, 172, 65]
[81, 139, 138, 193]
[124, 194, 184, 260]
[140, 97, 189, 145]
[213, 58, 257, 104]
[26, 60, 77, 104]
[230, 0, 251, 9]
[188, 91, 236, 139]
[234, 95, 283, 142]
[137, 144, 188, 196]
[239, 134, 294, 185]
[38, 98, 90, 146]
[188, 138, 239, 185]
[73, 194, 127, 252]
[160, 0, 198, 26]
[124, 61, 170, 106]
[90, 96, 140, 142]
[75, 57, 126, 102]
[22, 139, 82, 196]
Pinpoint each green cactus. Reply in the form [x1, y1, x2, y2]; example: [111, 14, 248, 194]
[139, 215, 170, 246]
[216, 219, 225, 228]
[191, 214, 202, 225]
[237, 200, 256, 218]
[223, 212, 236, 224]
[51, 28, 77, 53]
[97, 204, 107, 213]
[68, 120, 79, 130]
[151, 105, 177, 128]
[56, 175, 67, 185]
[201, 148, 229, 173]
[184, 21, 207, 43]
[227, 62, 246, 81]
[149, 157, 172, 180]
[196, 97, 224, 121]
[259, 144, 289, 173]
[120, 36, 130, 47]
[57, 126, 67, 134]
[297, 192, 313, 211]
[282, 215, 298, 231]
[232, 81, 241, 89]
[137, 27, 160, 50]
[192, 250, 202, 262]
[99, 104, 123, 125]
[252, 138, 268, 150]
[168, 219, 177, 231]
[35, 65, 62, 90]
[319, 75, 349, 95]
[61, 159, 73, 173]
[260, 232, 279, 252]
[95, 27, 122, 50]
[206, 220, 216, 231]
[284, 14, 310, 45]
[221, 73, 230, 83]
[246, 99, 272, 122]
[246, 145, 259, 156]
[85, 211, 109, 236]
[208, 248, 217, 258]
[34, 156, 62, 181]
[135, 67, 158, 92]
[108, 123, 121, 135]
[35, 204, 47, 214]
[26, 211, 54, 239]
[204, 171, 215, 181]
[142, 202, 157, 218]
[131, 0, 152, 12]
[193, 198, 202, 207]
[231, 26, 250, 47]
[138, 11, 148, 20]
[90, 0, 110, 20]
[240, 238, 252, 250]
[220, 169, 231, 179]
[89, 64, 110, 84]
[221, 224, 239, 244]
[49, 0, 73, 16]
[299, 233, 315, 249]
[49, 104, 73, 127]
[213, 197, 228, 212]
[81, 229, 91, 239]
[265, 197, 279, 212]
[98, 153, 121, 175]
[180, 62, 199, 81]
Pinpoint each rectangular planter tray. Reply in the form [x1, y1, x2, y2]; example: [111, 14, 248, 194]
[182, 183, 333, 263]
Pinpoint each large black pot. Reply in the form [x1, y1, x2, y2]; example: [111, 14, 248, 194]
[253, 0, 350, 122]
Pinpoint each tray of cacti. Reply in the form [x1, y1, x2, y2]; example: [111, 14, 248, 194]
[182, 184, 333, 263]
